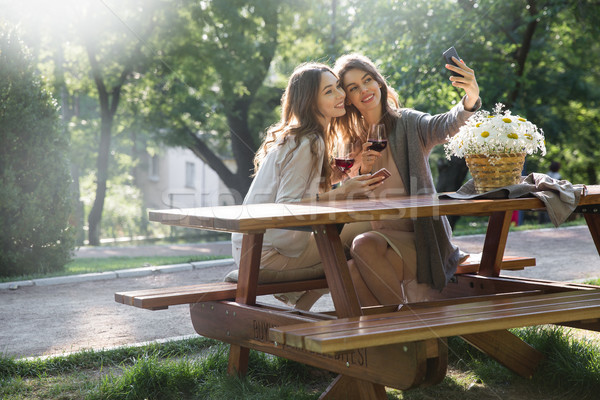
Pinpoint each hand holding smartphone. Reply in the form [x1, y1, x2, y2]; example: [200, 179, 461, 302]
[370, 168, 391, 185]
[442, 46, 464, 77]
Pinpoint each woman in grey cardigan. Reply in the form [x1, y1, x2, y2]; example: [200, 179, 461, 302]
[333, 53, 481, 305]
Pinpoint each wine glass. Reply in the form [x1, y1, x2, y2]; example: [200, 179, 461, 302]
[334, 141, 355, 174]
[367, 124, 387, 152]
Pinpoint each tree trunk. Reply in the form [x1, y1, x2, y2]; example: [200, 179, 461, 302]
[226, 100, 256, 201]
[85, 42, 128, 245]
[87, 112, 113, 245]
[507, 0, 538, 107]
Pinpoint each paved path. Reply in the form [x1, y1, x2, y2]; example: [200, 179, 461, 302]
[0, 226, 598, 359]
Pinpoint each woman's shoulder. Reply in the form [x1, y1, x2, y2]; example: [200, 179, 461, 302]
[274, 131, 324, 158]
[286, 131, 324, 147]
[397, 107, 425, 118]
[390, 107, 419, 127]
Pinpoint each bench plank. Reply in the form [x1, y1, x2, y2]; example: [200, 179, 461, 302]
[115, 279, 328, 310]
[270, 290, 600, 354]
[455, 256, 535, 274]
[114, 257, 536, 310]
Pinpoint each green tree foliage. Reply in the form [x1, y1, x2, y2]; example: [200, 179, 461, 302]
[345, 0, 600, 189]
[135, 0, 284, 200]
[0, 26, 75, 277]
[76, 1, 162, 245]
[3, 0, 165, 245]
[2, 0, 599, 244]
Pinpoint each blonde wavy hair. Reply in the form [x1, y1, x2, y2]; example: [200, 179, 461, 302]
[253, 62, 337, 191]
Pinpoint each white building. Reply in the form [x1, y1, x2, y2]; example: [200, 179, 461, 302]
[138, 147, 237, 211]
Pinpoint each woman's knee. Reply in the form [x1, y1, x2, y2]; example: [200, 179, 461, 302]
[350, 232, 388, 259]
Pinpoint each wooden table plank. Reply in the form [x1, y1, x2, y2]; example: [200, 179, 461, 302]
[148, 185, 600, 233]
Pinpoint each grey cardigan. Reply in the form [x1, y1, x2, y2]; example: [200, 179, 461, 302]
[388, 96, 481, 290]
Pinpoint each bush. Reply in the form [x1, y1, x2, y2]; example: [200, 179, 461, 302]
[0, 26, 75, 277]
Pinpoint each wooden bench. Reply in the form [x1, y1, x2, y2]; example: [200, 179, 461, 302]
[115, 256, 536, 310]
[115, 279, 328, 310]
[270, 289, 600, 353]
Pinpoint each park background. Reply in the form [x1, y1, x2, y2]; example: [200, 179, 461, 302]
[1, 0, 599, 279]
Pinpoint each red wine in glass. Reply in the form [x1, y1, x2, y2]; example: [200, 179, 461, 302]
[335, 158, 355, 172]
[368, 139, 388, 152]
[368, 124, 387, 152]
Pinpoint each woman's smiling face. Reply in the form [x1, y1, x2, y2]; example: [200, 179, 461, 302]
[316, 71, 346, 127]
[342, 68, 382, 118]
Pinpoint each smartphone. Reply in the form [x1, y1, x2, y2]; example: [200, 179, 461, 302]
[443, 46, 463, 77]
[370, 167, 391, 184]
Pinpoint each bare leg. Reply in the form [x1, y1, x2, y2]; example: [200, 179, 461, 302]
[350, 232, 406, 305]
[347, 259, 379, 306]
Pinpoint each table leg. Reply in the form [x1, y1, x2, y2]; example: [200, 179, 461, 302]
[479, 211, 512, 277]
[227, 232, 263, 376]
[312, 224, 387, 399]
[584, 213, 600, 255]
[468, 212, 547, 378]
[313, 224, 362, 317]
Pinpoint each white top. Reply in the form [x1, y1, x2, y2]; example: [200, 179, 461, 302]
[231, 134, 324, 259]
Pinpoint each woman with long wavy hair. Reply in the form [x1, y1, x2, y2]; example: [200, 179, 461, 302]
[333, 53, 481, 305]
[227, 62, 383, 309]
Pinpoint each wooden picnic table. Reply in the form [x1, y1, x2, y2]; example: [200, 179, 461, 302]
[117, 185, 600, 399]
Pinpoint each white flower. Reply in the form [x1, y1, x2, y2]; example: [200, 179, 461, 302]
[444, 103, 546, 160]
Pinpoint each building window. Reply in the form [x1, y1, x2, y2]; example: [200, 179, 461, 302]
[148, 154, 159, 181]
[185, 161, 195, 188]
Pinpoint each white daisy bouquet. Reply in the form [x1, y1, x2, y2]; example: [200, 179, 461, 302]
[444, 103, 546, 162]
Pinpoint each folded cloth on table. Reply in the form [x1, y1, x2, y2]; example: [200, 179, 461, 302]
[439, 172, 587, 227]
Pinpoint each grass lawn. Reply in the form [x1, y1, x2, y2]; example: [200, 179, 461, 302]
[2, 326, 600, 400]
[63, 255, 227, 275]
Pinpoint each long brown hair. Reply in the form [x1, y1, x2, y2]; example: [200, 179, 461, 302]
[253, 62, 336, 191]
[333, 53, 400, 144]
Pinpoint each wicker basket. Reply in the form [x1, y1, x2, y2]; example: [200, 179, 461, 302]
[465, 153, 525, 194]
